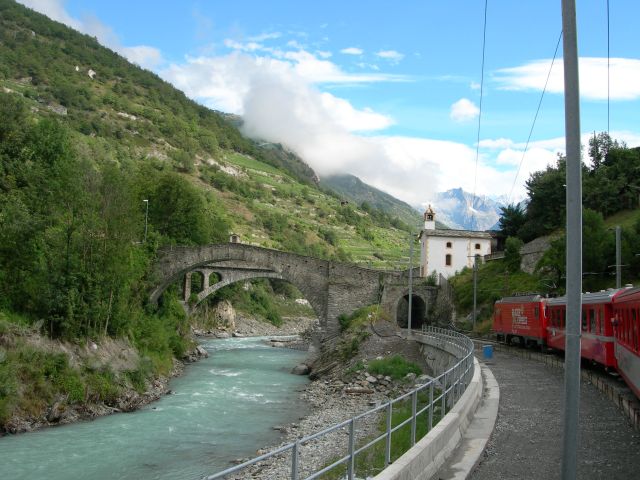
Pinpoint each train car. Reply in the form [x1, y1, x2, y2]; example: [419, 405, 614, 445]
[546, 290, 621, 369]
[493, 294, 547, 346]
[612, 287, 640, 398]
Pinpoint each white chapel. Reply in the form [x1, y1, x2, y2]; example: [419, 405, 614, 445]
[418, 205, 493, 278]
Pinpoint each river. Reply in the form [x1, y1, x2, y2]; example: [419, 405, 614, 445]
[0, 336, 309, 480]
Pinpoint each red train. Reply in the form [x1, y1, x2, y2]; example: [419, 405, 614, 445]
[493, 287, 640, 398]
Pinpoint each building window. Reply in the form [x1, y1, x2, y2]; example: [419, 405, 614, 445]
[445, 254, 452, 266]
[475, 243, 481, 250]
[446, 241, 452, 248]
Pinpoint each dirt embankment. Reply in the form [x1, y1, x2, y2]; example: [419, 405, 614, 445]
[0, 330, 207, 435]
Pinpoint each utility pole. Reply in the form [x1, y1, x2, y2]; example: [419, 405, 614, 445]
[561, 1, 582, 479]
[615, 225, 621, 289]
[143, 199, 149, 243]
[472, 255, 478, 330]
[408, 232, 414, 335]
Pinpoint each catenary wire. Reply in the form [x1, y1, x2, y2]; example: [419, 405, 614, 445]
[507, 30, 563, 205]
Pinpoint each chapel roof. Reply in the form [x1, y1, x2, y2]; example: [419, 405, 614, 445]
[419, 228, 493, 239]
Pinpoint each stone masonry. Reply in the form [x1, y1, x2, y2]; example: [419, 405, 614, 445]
[149, 243, 443, 346]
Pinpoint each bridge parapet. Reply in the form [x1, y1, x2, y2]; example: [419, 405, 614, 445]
[149, 243, 413, 340]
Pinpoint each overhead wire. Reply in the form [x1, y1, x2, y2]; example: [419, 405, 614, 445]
[607, 0, 610, 134]
[471, 0, 488, 222]
[507, 30, 563, 205]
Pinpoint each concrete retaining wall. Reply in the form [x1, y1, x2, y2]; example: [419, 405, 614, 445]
[373, 358, 483, 480]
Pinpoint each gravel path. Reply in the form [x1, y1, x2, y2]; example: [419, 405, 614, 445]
[469, 351, 640, 480]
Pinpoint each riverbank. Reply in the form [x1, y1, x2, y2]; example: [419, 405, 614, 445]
[0, 331, 201, 435]
[229, 319, 431, 479]
[1, 313, 314, 436]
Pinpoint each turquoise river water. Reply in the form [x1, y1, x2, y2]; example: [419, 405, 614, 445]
[0, 336, 309, 480]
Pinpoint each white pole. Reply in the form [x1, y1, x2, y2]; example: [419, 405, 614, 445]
[561, 1, 582, 478]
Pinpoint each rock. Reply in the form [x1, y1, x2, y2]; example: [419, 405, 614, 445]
[365, 375, 378, 384]
[291, 364, 310, 375]
[195, 345, 209, 358]
[345, 387, 374, 395]
[232, 331, 242, 337]
[404, 372, 417, 382]
[214, 300, 236, 330]
[47, 400, 66, 423]
[216, 332, 230, 339]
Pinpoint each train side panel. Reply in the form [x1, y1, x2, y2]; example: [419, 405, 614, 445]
[494, 296, 546, 345]
[613, 288, 640, 398]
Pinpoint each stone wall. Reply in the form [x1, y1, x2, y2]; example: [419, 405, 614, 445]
[150, 243, 417, 344]
[519, 234, 556, 274]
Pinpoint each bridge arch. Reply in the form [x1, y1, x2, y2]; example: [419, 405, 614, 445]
[149, 243, 430, 341]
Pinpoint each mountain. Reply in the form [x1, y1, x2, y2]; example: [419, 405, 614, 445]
[424, 188, 506, 231]
[0, 0, 413, 268]
[321, 174, 422, 229]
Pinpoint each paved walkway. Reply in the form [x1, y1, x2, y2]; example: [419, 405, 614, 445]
[458, 351, 639, 480]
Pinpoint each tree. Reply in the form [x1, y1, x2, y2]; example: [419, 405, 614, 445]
[504, 236, 524, 273]
[588, 131, 622, 172]
[498, 203, 526, 239]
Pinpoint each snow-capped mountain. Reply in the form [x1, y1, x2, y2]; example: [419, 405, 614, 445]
[419, 188, 509, 231]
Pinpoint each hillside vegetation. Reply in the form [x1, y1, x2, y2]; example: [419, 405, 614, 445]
[451, 134, 640, 329]
[0, 1, 415, 430]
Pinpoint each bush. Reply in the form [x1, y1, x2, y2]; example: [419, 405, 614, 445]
[367, 355, 421, 380]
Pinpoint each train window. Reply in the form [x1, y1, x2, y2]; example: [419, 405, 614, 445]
[581, 309, 587, 331]
[600, 307, 605, 334]
[534, 306, 539, 319]
[589, 309, 596, 333]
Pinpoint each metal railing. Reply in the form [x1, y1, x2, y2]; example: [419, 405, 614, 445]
[205, 326, 475, 480]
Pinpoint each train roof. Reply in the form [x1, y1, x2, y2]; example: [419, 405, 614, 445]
[496, 294, 544, 303]
[546, 289, 625, 306]
[613, 286, 640, 303]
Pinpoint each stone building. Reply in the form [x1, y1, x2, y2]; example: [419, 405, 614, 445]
[418, 205, 492, 278]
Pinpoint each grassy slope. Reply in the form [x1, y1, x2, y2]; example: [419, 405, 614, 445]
[0, 0, 413, 268]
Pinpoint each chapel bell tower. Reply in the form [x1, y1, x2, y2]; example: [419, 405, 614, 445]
[423, 205, 436, 230]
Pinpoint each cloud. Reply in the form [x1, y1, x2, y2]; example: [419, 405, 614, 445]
[17, 0, 163, 69]
[248, 32, 282, 42]
[340, 47, 363, 55]
[495, 57, 640, 101]
[319, 94, 393, 132]
[316, 50, 332, 59]
[450, 98, 480, 122]
[376, 50, 405, 63]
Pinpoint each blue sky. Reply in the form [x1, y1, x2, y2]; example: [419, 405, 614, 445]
[19, 0, 640, 207]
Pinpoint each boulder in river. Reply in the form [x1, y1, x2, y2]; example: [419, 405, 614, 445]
[291, 363, 311, 375]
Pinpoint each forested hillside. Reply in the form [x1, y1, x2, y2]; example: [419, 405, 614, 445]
[0, 0, 415, 430]
[451, 133, 640, 330]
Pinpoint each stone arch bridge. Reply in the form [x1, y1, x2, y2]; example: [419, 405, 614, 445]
[149, 243, 439, 343]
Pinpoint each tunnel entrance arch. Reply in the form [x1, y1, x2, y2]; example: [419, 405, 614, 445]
[396, 294, 426, 329]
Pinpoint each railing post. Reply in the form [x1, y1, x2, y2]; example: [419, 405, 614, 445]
[385, 402, 392, 465]
[291, 441, 299, 480]
[441, 371, 447, 414]
[347, 418, 356, 479]
[411, 389, 417, 446]
[428, 381, 434, 430]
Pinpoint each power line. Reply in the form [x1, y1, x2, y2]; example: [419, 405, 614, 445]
[607, 0, 610, 134]
[507, 30, 563, 205]
[471, 0, 488, 219]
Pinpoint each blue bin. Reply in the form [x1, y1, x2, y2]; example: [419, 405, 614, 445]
[483, 344, 494, 360]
